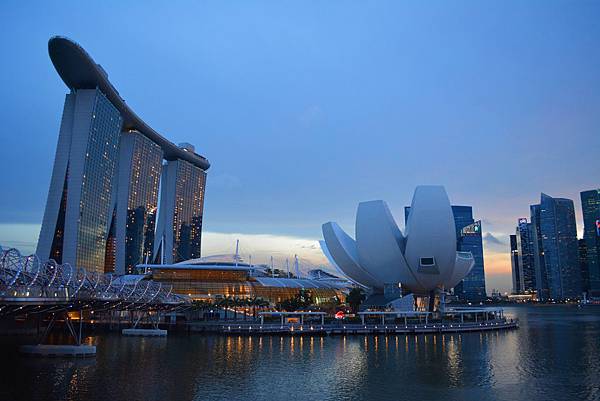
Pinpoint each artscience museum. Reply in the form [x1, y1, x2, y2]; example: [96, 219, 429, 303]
[320, 186, 475, 311]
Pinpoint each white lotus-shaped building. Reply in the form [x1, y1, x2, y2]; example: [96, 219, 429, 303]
[320, 186, 474, 295]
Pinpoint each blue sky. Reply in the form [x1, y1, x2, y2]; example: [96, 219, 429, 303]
[0, 1, 599, 292]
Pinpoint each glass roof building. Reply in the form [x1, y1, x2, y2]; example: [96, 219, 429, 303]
[139, 258, 348, 305]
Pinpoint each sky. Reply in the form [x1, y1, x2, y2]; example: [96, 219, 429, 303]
[0, 1, 599, 294]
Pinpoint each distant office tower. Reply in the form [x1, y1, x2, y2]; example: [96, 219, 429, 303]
[37, 37, 209, 273]
[37, 89, 123, 272]
[530, 204, 548, 300]
[510, 234, 522, 294]
[529, 193, 581, 300]
[580, 189, 600, 297]
[154, 155, 207, 264]
[515, 218, 537, 293]
[454, 208, 486, 301]
[578, 239, 589, 294]
[404, 205, 486, 301]
[112, 131, 163, 274]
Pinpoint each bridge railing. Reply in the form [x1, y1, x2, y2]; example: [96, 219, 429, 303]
[0, 245, 188, 309]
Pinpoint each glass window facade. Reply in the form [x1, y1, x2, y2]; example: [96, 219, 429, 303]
[456, 221, 486, 301]
[150, 267, 344, 304]
[510, 234, 522, 294]
[516, 219, 536, 293]
[172, 161, 207, 262]
[49, 174, 69, 263]
[123, 133, 163, 273]
[75, 90, 122, 272]
[532, 194, 581, 300]
[580, 189, 600, 296]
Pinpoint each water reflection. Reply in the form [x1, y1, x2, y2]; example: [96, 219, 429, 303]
[1, 306, 599, 401]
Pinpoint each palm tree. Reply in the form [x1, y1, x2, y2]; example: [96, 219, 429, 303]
[241, 298, 250, 321]
[347, 288, 366, 313]
[191, 299, 211, 320]
[233, 297, 244, 320]
[256, 298, 270, 320]
[218, 297, 234, 320]
[215, 298, 226, 320]
[247, 297, 257, 319]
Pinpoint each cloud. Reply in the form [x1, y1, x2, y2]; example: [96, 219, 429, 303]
[201, 231, 331, 275]
[0, 223, 40, 255]
[482, 250, 512, 294]
[0, 224, 515, 293]
[0, 225, 334, 276]
[483, 232, 505, 246]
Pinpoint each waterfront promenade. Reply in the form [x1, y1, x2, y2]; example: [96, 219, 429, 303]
[191, 319, 518, 335]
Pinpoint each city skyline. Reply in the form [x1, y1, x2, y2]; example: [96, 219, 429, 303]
[1, 2, 600, 293]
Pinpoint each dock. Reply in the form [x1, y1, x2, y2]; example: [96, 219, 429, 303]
[190, 319, 518, 335]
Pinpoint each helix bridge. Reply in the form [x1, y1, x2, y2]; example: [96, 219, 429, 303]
[0, 245, 189, 317]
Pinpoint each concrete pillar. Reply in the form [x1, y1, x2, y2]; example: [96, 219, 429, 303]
[321, 314, 324, 325]
[361, 314, 365, 325]
[381, 315, 385, 325]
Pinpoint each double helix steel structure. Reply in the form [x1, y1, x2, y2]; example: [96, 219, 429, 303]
[0, 245, 189, 317]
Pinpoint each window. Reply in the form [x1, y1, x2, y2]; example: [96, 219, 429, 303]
[420, 257, 435, 266]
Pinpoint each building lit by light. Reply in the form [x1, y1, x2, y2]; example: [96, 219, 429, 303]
[138, 256, 348, 305]
[36, 36, 210, 274]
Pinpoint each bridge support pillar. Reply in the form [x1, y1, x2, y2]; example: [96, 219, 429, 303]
[20, 311, 96, 357]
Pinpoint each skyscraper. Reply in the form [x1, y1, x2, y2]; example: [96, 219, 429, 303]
[510, 234, 522, 294]
[530, 204, 548, 300]
[113, 131, 163, 274]
[530, 193, 581, 300]
[154, 155, 207, 264]
[37, 89, 122, 272]
[515, 218, 536, 293]
[580, 189, 600, 297]
[578, 239, 589, 294]
[404, 205, 486, 301]
[37, 37, 210, 273]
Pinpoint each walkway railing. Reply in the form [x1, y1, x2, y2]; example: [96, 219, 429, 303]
[0, 245, 188, 315]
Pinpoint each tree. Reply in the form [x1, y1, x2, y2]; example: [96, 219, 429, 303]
[191, 300, 211, 320]
[347, 288, 366, 313]
[191, 300, 210, 310]
[276, 289, 314, 311]
[217, 297, 236, 320]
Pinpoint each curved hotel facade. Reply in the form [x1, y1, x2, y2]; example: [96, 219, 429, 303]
[37, 37, 210, 274]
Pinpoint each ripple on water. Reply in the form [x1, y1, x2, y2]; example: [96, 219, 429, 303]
[1, 306, 599, 401]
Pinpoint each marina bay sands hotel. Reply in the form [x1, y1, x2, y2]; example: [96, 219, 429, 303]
[37, 37, 210, 275]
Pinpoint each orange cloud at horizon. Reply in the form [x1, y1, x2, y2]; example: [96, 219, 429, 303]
[484, 250, 511, 276]
[483, 250, 513, 293]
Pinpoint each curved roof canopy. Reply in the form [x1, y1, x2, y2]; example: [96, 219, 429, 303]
[48, 36, 210, 170]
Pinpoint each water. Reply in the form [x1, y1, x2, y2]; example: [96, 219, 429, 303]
[2, 306, 599, 401]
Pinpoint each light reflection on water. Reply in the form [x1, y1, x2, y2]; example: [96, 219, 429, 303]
[1, 306, 599, 401]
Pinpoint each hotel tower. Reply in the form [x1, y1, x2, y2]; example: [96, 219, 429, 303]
[37, 37, 210, 274]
